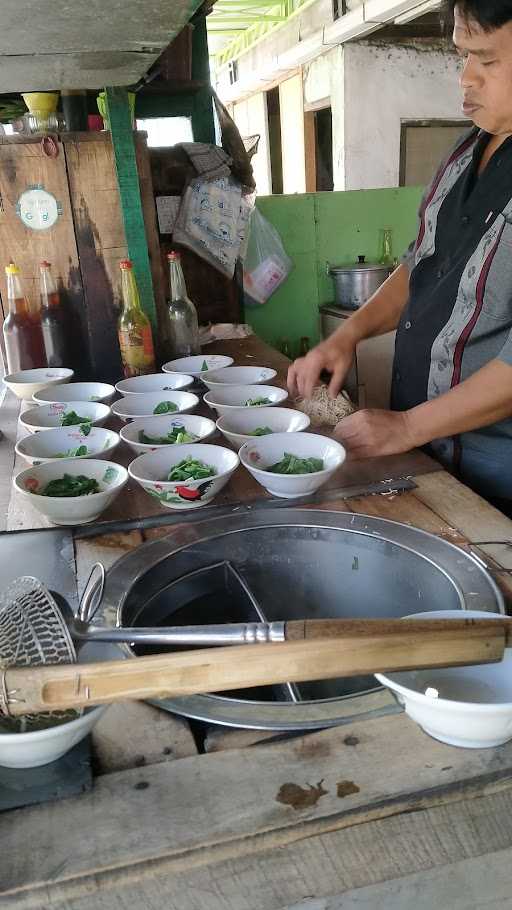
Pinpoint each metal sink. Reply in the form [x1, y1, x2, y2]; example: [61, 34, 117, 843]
[103, 510, 504, 730]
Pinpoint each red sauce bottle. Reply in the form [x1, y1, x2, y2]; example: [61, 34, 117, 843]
[3, 262, 46, 373]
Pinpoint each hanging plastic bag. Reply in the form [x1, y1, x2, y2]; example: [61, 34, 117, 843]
[243, 208, 293, 306]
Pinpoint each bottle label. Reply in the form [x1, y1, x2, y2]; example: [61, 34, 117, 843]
[118, 327, 155, 377]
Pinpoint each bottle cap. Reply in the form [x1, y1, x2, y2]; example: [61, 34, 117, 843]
[167, 251, 180, 261]
[40, 260, 51, 268]
[5, 263, 20, 275]
[120, 259, 133, 270]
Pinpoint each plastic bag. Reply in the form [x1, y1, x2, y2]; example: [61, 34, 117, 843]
[243, 208, 293, 306]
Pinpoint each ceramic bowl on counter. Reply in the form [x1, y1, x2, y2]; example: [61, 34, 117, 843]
[239, 431, 346, 499]
[111, 390, 199, 422]
[217, 407, 311, 450]
[0, 640, 120, 769]
[13, 458, 128, 525]
[33, 380, 116, 405]
[199, 365, 277, 390]
[128, 443, 239, 510]
[376, 610, 512, 749]
[162, 354, 233, 378]
[19, 401, 111, 434]
[15, 426, 120, 466]
[3, 367, 74, 401]
[203, 385, 288, 417]
[120, 413, 217, 456]
[115, 372, 194, 396]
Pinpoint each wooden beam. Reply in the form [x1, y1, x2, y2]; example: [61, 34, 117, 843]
[105, 86, 157, 330]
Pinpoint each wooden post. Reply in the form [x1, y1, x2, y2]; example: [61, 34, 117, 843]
[105, 86, 158, 330]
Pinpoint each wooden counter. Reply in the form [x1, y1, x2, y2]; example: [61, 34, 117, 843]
[3, 335, 512, 908]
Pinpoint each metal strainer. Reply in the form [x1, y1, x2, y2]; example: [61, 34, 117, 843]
[0, 576, 79, 732]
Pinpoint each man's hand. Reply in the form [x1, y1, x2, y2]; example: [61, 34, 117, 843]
[287, 336, 356, 400]
[334, 409, 417, 458]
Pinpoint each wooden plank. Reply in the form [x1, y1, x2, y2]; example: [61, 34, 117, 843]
[5, 712, 512, 901]
[106, 87, 157, 331]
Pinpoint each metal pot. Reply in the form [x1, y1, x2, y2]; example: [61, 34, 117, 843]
[329, 256, 391, 310]
[102, 510, 504, 732]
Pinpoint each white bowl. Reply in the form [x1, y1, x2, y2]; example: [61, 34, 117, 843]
[128, 443, 239, 510]
[199, 366, 277, 390]
[204, 385, 288, 417]
[3, 367, 74, 401]
[14, 458, 128, 525]
[33, 381, 116, 405]
[0, 640, 118, 768]
[239, 431, 346, 499]
[376, 610, 512, 749]
[115, 372, 194, 396]
[120, 414, 217, 456]
[19, 401, 111, 434]
[217, 407, 311, 450]
[111, 391, 199, 422]
[162, 354, 233, 378]
[15, 426, 121, 466]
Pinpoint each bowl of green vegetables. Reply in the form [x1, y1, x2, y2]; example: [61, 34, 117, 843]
[216, 406, 311, 450]
[120, 414, 217, 456]
[15, 426, 120, 466]
[19, 401, 111, 434]
[14, 459, 128, 525]
[111, 391, 199, 423]
[203, 385, 288, 417]
[128, 443, 239, 510]
[239, 431, 346, 499]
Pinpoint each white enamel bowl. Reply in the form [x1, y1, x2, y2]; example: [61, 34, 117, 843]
[115, 372, 194, 395]
[203, 385, 288, 417]
[111, 390, 199, 422]
[128, 443, 239, 510]
[199, 365, 277, 390]
[3, 367, 74, 401]
[217, 407, 311, 450]
[19, 401, 111, 434]
[14, 458, 128, 525]
[162, 354, 233, 378]
[33, 381, 116, 404]
[239, 431, 346, 499]
[0, 641, 119, 769]
[120, 414, 217, 456]
[15, 426, 120, 466]
[376, 610, 512, 749]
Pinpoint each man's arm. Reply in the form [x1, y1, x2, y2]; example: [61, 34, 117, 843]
[287, 264, 411, 399]
[335, 359, 512, 457]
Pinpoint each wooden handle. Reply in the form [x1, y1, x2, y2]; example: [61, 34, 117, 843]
[286, 617, 512, 641]
[3, 621, 506, 716]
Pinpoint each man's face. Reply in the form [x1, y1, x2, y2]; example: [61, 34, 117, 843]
[453, 6, 512, 134]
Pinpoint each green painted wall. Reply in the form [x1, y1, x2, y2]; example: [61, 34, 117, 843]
[246, 187, 423, 356]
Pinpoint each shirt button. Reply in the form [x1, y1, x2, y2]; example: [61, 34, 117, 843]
[461, 215, 470, 224]
[436, 269, 444, 279]
[395, 370, 401, 382]
[405, 320, 412, 329]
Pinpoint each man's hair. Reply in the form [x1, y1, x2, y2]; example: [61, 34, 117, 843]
[444, 0, 512, 31]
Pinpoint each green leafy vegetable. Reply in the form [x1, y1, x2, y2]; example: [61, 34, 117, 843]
[251, 426, 274, 436]
[267, 453, 324, 475]
[138, 428, 197, 446]
[153, 400, 178, 415]
[167, 457, 216, 482]
[89, 395, 101, 401]
[60, 411, 92, 428]
[54, 445, 88, 458]
[245, 397, 271, 407]
[39, 474, 100, 497]
[201, 360, 209, 371]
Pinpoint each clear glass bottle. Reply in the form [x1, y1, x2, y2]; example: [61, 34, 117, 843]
[3, 262, 46, 373]
[118, 260, 156, 378]
[40, 261, 68, 368]
[379, 228, 393, 265]
[166, 251, 200, 357]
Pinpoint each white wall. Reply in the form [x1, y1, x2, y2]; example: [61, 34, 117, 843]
[233, 93, 272, 195]
[303, 45, 345, 190]
[279, 74, 307, 194]
[343, 42, 464, 189]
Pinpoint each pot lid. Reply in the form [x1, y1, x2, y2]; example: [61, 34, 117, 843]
[329, 255, 390, 274]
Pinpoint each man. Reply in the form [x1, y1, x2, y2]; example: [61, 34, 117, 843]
[288, 0, 512, 511]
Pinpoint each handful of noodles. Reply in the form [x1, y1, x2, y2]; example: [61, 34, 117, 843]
[294, 386, 355, 428]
